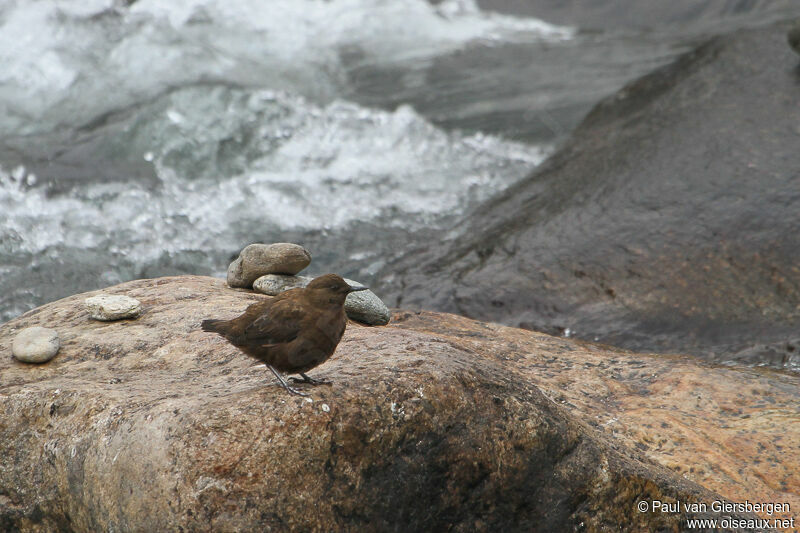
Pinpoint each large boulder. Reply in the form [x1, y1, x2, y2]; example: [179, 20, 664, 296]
[378, 20, 800, 369]
[1, 276, 790, 531]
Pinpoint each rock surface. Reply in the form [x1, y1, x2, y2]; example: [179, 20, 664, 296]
[84, 294, 142, 321]
[478, 0, 800, 31]
[1, 276, 788, 532]
[10, 326, 60, 363]
[397, 311, 799, 530]
[788, 19, 800, 54]
[227, 243, 311, 289]
[378, 21, 800, 370]
[254, 273, 391, 326]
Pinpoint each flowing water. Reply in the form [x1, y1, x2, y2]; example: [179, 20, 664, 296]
[1, 0, 798, 322]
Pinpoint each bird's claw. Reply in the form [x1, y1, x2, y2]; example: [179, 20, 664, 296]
[289, 374, 331, 386]
[267, 365, 310, 397]
[284, 385, 310, 397]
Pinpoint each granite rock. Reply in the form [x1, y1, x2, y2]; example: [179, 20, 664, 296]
[0, 276, 782, 532]
[227, 243, 311, 289]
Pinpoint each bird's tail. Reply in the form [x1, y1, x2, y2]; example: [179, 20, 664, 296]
[201, 319, 226, 334]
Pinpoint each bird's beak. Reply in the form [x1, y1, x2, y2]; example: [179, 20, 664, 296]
[348, 285, 369, 292]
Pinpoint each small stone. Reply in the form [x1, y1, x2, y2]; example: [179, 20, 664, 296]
[252, 274, 310, 296]
[253, 274, 391, 326]
[789, 20, 800, 55]
[343, 283, 391, 326]
[227, 243, 312, 289]
[321, 404, 330, 412]
[85, 294, 142, 321]
[12, 326, 60, 363]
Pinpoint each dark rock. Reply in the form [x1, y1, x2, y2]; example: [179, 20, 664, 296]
[0, 276, 777, 532]
[788, 19, 800, 54]
[478, 0, 800, 31]
[379, 20, 800, 369]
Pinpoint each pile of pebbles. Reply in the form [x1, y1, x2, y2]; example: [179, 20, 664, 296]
[228, 243, 391, 326]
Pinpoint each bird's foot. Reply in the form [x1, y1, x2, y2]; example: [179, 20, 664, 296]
[289, 373, 332, 386]
[267, 365, 310, 397]
[283, 384, 310, 397]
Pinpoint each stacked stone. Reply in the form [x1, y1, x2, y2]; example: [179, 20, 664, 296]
[227, 243, 390, 326]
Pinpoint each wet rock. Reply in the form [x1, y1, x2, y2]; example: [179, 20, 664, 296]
[788, 20, 800, 55]
[379, 21, 800, 369]
[476, 0, 800, 32]
[226, 243, 311, 289]
[11, 326, 59, 363]
[85, 294, 141, 321]
[0, 276, 776, 531]
[253, 274, 391, 326]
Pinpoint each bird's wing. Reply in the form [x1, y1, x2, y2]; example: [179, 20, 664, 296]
[242, 294, 305, 344]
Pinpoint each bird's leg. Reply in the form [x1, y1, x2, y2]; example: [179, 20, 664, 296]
[266, 365, 309, 397]
[289, 373, 331, 385]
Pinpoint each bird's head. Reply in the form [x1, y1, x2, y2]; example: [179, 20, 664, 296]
[306, 274, 368, 306]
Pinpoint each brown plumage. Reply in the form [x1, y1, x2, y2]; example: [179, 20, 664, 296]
[201, 273, 368, 396]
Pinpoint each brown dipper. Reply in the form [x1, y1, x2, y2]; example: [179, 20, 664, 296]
[201, 273, 368, 396]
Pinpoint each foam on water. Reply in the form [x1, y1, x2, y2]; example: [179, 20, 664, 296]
[0, 86, 548, 321]
[0, 0, 569, 320]
[0, 0, 572, 137]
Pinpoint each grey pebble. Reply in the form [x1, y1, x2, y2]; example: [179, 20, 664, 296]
[789, 20, 800, 55]
[12, 326, 60, 363]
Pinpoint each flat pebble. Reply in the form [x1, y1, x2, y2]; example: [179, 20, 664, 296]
[227, 243, 312, 289]
[85, 294, 142, 321]
[253, 274, 310, 295]
[12, 326, 60, 363]
[253, 274, 391, 326]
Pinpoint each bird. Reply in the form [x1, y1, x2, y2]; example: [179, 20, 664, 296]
[201, 273, 368, 396]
